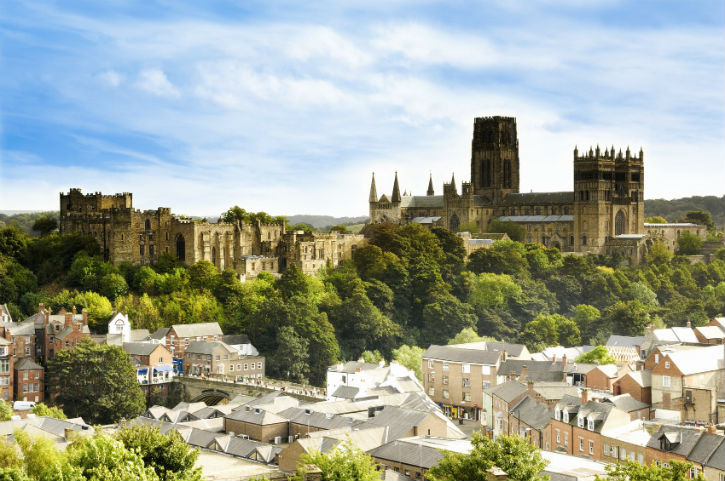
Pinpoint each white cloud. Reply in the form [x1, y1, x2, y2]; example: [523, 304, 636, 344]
[99, 69, 123, 87]
[136, 68, 180, 98]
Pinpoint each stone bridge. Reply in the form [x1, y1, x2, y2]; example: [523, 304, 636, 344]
[173, 376, 324, 405]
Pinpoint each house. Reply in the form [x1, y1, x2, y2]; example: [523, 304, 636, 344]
[693, 326, 725, 345]
[702, 434, 725, 481]
[368, 436, 473, 480]
[35, 306, 91, 363]
[645, 426, 702, 469]
[551, 394, 581, 454]
[685, 431, 724, 479]
[183, 341, 265, 380]
[105, 312, 149, 345]
[223, 406, 289, 443]
[485, 381, 528, 435]
[280, 407, 353, 437]
[0, 337, 13, 401]
[585, 364, 625, 392]
[327, 360, 421, 402]
[606, 335, 646, 364]
[421, 344, 504, 421]
[150, 322, 223, 358]
[508, 395, 553, 450]
[0, 320, 36, 360]
[0, 305, 12, 323]
[599, 420, 650, 465]
[530, 346, 594, 362]
[122, 342, 174, 394]
[524, 380, 580, 408]
[613, 370, 652, 404]
[601, 394, 650, 421]
[650, 344, 724, 423]
[497, 357, 597, 386]
[13, 358, 43, 403]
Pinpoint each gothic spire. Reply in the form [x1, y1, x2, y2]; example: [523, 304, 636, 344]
[450, 173, 458, 195]
[369, 172, 378, 203]
[392, 171, 401, 203]
[427, 173, 434, 196]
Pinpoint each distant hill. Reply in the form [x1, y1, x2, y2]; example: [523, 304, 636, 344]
[0, 211, 59, 235]
[645, 195, 724, 227]
[285, 215, 369, 229]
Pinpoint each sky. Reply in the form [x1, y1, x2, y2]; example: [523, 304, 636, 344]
[0, 0, 723, 217]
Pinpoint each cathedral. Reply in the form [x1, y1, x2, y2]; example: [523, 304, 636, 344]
[368, 116, 649, 258]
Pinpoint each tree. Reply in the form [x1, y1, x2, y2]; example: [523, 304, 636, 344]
[596, 460, 702, 481]
[30, 403, 67, 419]
[187, 261, 219, 292]
[64, 432, 158, 481]
[328, 224, 349, 233]
[392, 345, 424, 380]
[645, 241, 673, 265]
[575, 345, 615, 365]
[628, 281, 658, 307]
[0, 403, 11, 422]
[114, 424, 202, 481]
[487, 220, 526, 242]
[448, 327, 497, 345]
[677, 231, 702, 255]
[571, 304, 601, 340]
[290, 438, 380, 481]
[427, 433, 549, 481]
[47, 339, 145, 424]
[100, 273, 129, 300]
[684, 211, 715, 230]
[360, 350, 384, 364]
[644, 216, 667, 223]
[421, 292, 476, 346]
[31, 217, 58, 237]
[273, 326, 310, 384]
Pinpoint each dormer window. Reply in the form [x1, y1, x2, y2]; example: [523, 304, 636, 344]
[588, 418, 595, 430]
[562, 412, 569, 423]
[577, 415, 584, 428]
[554, 408, 561, 421]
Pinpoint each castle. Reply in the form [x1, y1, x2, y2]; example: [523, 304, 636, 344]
[59, 189, 366, 278]
[368, 116, 701, 261]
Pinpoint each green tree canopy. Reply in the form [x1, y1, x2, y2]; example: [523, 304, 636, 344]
[487, 220, 526, 242]
[677, 231, 702, 255]
[595, 460, 702, 481]
[31, 217, 58, 237]
[575, 345, 616, 365]
[427, 433, 549, 481]
[290, 438, 380, 481]
[644, 216, 667, 223]
[448, 327, 497, 345]
[392, 344, 424, 380]
[47, 339, 145, 424]
[30, 403, 67, 419]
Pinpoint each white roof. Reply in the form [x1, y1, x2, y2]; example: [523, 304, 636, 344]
[695, 326, 725, 339]
[540, 451, 608, 478]
[644, 223, 699, 227]
[653, 327, 699, 343]
[665, 345, 724, 375]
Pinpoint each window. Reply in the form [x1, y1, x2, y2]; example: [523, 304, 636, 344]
[556, 430, 560, 443]
[244, 364, 248, 370]
[482, 365, 491, 375]
[563, 412, 569, 423]
[662, 376, 671, 388]
[215, 355, 220, 361]
[237, 364, 241, 371]
[554, 408, 561, 421]
[463, 392, 471, 402]
[429, 387, 435, 396]
[664, 361, 670, 369]
[140, 245, 145, 256]
[150, 245, 155, 256]
[462, 363, 470, 374]
[428, 360, 434, 369]
[655, 354, 660, 363]
[442, 389, 449, 399]
[257, 362, 262, 369]
[25, 347, 30, 355]
[589, 441, 594, 455]
[603, 443, 609, 456]
[587, 419, 594, 430]
[638, 454, 644, 465]
[611, 446, 618, 458]
[564, 433, 568, 446]
[443, 362, 449, 370]
[462, 378, 470, 388]
[579, 438, 583, 452]
[442, 375, 448, 385]
[577, 415, 584, 428]
[224, 355, 229, 360]
[230, 364, 234, 372]
[23, 372, 28, 381]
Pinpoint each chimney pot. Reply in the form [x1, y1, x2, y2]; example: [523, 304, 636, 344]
[581, 389, 588, 404]
[64, 313, 73, 328]
[686, 320, 691, 329]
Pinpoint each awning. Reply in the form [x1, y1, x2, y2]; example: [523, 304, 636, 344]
[154, 365, 173, 373]
[137, 368, 148, 375]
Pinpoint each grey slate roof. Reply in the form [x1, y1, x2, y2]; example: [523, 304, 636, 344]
[575, 401, 615, 433]
[222, 334, 250, 345]
[185, 341, 233, 355]
[486, 381, 528, 403]
[331, 385, 360, 399]
[510, 395, 553, 431]
[331, 361, 384, 374]
[368, 440, 443, 469]
[686, 433, 724, 465]
[704, 435, 725, 470]
[606, 335, 645, 347]
[422, 345, 501, 365]
[14, 358, 43, 371]
[150, 327, 170, 340]
[225, 408, 287, 425]
[646, 426, 702, 457]
[399, 196, 444, 208]
[501, 192, 575, 205]
[56, 325, 90, 340]
[359, 406, 430, 441]
[123, 342, 159, 356]
[498, 215, 574, 223]
[279, 407, 353, 430]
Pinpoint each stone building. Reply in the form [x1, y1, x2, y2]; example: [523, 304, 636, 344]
[369, 116, 704, 260]
[60, 189, 365, 278]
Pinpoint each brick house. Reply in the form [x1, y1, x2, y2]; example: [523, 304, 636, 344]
[421, 344, 504, 421]
[36, 306, 90, 363]
[13, 358, 43, 403]
[551, 394, 581, 454]
[613, 370, 651, 404]
[183, 341, 264, 380]
[484, 381, 528, 436]
[0, 337, 13, 401]
[224, 407, 289, 443]
[123, 342, 174, 395]
[585, 364, 626, 392]
[645, 426, 702, 469]
[650, 344, 724, 423]
[694, 326, 725, 345]
[508, 395, 553, 450]
[602, 394, 651, 421]
[599, 421, 649, 465]
[150, 322, 223, 358]
[0, 320, 35, 360]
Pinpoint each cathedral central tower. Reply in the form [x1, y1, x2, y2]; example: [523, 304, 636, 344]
[470, 116, 520, 203]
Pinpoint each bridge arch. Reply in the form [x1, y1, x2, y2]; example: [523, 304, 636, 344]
[192, 389, 231, 405]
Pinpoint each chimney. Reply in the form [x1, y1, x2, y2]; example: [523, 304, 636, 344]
[72, 306, 77, 315]
[686, 320, 691, 329]
[502, 350, 507, 361]
[646, 324, 654, 335]
[551, 354, 557, 363]
[520, 365, 528, 382]
[527, 380, 535, 394]
[581, 388, 588, 405]
[82, 309, 88, 326]
[38, 303, 45, 313]
[64, 313, 73, 328]
[561, 354, 567, 367]
[708, 423, 717, 434]
[64, 428, 74, 441]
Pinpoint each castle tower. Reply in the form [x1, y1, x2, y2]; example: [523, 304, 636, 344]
[470, 116, 519, 203]
[573, 145, 644, 252]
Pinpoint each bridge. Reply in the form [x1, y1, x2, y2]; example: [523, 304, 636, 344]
[173, 376, 324, 405]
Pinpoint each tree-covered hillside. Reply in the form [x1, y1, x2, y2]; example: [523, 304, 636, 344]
[645, 195, 725, 227]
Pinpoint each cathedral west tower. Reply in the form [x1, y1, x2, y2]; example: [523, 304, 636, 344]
[471, 116, 520, 203]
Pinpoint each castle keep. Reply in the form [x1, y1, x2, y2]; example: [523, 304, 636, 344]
[59, 189, 365, 278]
[369, 116, 655, 258]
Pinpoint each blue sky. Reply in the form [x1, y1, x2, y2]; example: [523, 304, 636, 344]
[1, 0, 723, 217]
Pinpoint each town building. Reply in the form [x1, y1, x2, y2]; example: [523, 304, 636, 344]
[33, 305, 91, 364]
[183, 341, 264, 380]
[123, 342, 174, 394]
[0, 337, 13, 401]
[13, 357, 44, 403]
[150, 322, 224, 358]
[326, 360, 421, 402]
